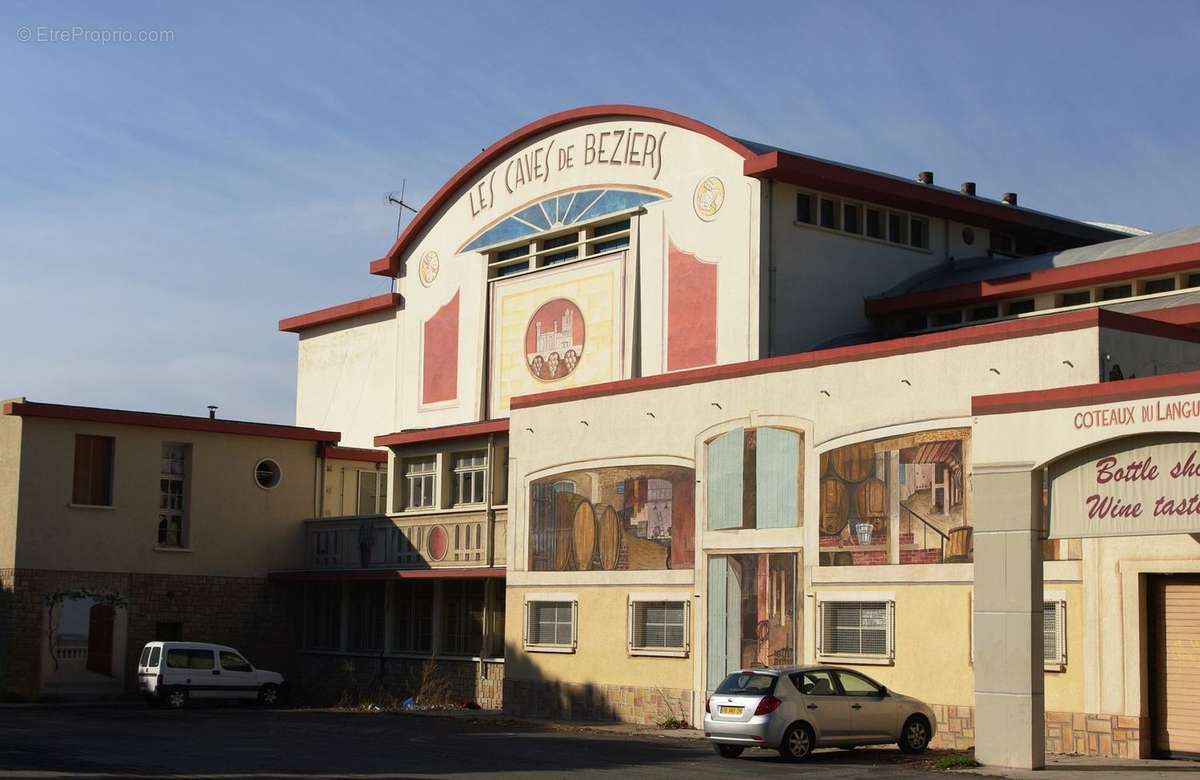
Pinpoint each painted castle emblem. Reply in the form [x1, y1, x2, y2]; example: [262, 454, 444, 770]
[525, 298, 585, 381]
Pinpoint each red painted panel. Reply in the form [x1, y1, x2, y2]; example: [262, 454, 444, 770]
[422, 291, 460, 405]
[667, 241, 718, 371]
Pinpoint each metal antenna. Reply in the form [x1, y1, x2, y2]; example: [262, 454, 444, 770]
[384, 179, 419, 239]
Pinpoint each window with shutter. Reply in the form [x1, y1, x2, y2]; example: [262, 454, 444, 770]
[819, 600, 893, 659]
[1044, 601, 1066, 669]
[72, 434, 114, 506]
[525, 601, 576, 651]
[707, 426, 802, 530]
[629, 600, 688, 656]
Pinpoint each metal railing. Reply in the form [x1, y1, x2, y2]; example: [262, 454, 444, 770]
[901, 504, 948, 560]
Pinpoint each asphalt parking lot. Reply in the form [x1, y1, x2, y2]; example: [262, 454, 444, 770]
[0, 704, 958, 779]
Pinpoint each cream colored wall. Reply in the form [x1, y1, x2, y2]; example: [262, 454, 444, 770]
[392, 118, 759, 429]
[766, 182, 953, 356]
[14, 417, 317, 577]
[974, 391, 1200, 719]
[295, 309, 397, 449]
[0, 411, 21, 570]
[321, 456, 387, 517]
[505, 585, 694, 691]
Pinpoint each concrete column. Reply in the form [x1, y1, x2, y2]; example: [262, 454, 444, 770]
[972, 463, 1044, 769]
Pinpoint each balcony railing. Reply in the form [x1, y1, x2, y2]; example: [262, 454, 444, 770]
[304, 510, 507, 571]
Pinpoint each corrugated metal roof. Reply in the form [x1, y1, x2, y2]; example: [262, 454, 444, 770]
[874, 225, 1200, 299]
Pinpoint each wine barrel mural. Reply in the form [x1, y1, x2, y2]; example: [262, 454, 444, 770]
[818, 429, 972, 566]
[529, 465, 695, 571]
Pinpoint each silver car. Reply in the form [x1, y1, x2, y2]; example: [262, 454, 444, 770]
[703, 665, 936, 761]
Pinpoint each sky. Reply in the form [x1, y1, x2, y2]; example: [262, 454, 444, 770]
[2, 1, 1198, 424]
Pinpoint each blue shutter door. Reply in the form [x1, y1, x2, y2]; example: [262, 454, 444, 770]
[756, 428, 800, 528]
[706, 557, 727, 691]
[707, 429, 744, 530]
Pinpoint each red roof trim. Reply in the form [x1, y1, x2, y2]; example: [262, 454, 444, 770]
[972, 370, 1200, 416]
[511, 309, 1200, 411]
[319, 444, 387, 463]
[374, 418, 509, 448]
[269, 566, 505, 583]
[369, 105, 756, 277]
[3, 401, 341, 443]
[279, 292, 402, 333]
[866, 242, 1200, 316]
[746, 151, 1122, 248]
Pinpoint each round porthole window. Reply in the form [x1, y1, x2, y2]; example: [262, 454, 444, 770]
[254, 459, 282, 489]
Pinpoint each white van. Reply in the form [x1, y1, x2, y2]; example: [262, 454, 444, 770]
[137, 641, 286, 708]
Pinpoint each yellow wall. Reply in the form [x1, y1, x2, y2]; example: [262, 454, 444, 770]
[13, 416, 317, 577]
[0, 411, 21, 570]
[811, 581, 1084, 713]
[506, 585, 694, 691]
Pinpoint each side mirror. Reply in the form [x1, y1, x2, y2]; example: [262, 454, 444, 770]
[878, 686, 888, 697]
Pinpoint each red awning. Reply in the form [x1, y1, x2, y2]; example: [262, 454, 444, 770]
[269, 567, 505, 583]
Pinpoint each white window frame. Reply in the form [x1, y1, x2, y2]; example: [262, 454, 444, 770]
[968, 592, 1068, 672]
[452, 451, 488, 507]
[404, 458, 437, 511]
[523, 595, 577, 653]
[356, 469, 388, 515]
[486, 214, 634, 279]
[627, 594, 690, 658]
[157, 443, 188, 548]
[816, 592, 895, 665]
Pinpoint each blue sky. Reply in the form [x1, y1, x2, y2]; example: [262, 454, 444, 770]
[2, 1, 1197, 424]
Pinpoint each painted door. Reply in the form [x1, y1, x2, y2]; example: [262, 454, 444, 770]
[85, 604, 114, 676]
[1150, 575, 1200, 758]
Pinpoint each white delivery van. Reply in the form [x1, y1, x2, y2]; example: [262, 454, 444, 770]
[137, 641, 286, 708]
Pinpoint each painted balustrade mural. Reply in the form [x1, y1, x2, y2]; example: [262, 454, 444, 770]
[529, 465, 695, 571]
[819, 428, 972, 565]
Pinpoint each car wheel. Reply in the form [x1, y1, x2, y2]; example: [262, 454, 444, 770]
[779, 723, 814, 762]
[712, 744, 744, 759]
[164, 687, 188, 709]
[898, 715, 931, 754]
[258, 683, 280, 706]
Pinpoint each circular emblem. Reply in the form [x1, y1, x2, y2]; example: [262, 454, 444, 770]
[525, 298, 585, 382]
[693, 176, 725, 221]
[427, 525, 448, 562]
[418, 250, 440, 287]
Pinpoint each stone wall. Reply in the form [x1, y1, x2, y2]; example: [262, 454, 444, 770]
[0, 568, 296, 700]
[504, 678, 692, 726]
[929, 703, 1147, 758]
[293, 652, 503, 710]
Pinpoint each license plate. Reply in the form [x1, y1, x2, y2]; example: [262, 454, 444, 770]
[719, 705, 743, 715]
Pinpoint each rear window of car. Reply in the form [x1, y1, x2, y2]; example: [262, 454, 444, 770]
[139, 646, 151, 667]
[166, 649, 213, 670]
[148, 646, 161, 668]
[715, 672, 778, 695]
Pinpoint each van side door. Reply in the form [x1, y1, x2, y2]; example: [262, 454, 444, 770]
[184, 648, 219, 698]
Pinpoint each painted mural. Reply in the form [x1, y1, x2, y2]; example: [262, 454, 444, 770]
[529, 465, 695, 571]
[421, 289, 459, 406]
[706, 552, 798, 691]
[526, 298, 585, 381]
[490, 253, 623, 414]
[666, 240, 718, 371]
[818, 429, 972, 566]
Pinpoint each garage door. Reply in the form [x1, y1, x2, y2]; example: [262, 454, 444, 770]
[1150, 576, 1200, 758]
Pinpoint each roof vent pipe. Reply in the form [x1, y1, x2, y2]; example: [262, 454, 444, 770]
[960, 182, 976, 196]
[207, 405, 218, 419]
[917, 171, 934, 185]
[1002, 192, 1018, 206]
